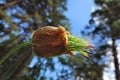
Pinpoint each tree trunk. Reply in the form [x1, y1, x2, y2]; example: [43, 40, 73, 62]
[112, 38, 120, 80]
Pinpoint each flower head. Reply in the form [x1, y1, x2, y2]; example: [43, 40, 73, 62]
[32, 26, 93, 57]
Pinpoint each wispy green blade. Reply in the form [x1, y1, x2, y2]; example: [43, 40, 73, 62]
[0, 41, 31, 64]
[67, 34, 91, 57]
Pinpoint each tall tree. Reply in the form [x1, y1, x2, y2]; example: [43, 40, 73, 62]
[0, 0, 70, 80]
[82, 0, 120, 80]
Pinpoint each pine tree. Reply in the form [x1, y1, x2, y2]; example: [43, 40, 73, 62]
[82, 0, 120, 80]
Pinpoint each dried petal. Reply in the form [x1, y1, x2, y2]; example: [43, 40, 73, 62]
[32, 26, 69, 57]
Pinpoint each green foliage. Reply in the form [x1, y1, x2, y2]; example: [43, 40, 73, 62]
[68, 34, 90, 57]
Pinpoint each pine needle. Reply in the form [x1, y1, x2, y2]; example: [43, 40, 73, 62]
[67, 34, 91, 57]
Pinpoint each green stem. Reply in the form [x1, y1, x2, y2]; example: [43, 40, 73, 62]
[0, 41, 32, 64]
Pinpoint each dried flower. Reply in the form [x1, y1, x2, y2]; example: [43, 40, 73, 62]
[32, 26, 92, 57]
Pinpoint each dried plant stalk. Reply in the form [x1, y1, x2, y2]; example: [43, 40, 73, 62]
[0, 26, 92, 64]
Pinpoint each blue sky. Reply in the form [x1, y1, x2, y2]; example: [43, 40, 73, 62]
[65, 0, 95, 36]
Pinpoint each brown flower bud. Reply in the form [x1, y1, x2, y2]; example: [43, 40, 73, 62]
[32, 26, 71, 57]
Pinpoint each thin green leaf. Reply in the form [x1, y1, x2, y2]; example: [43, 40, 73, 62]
[0, 41, 31, 64]
[67, 34, 90, 57]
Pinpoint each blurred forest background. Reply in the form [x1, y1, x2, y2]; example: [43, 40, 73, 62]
[0, 0, 120, 80]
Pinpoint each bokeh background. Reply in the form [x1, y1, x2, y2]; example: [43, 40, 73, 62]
[0, 0, 120, 80]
